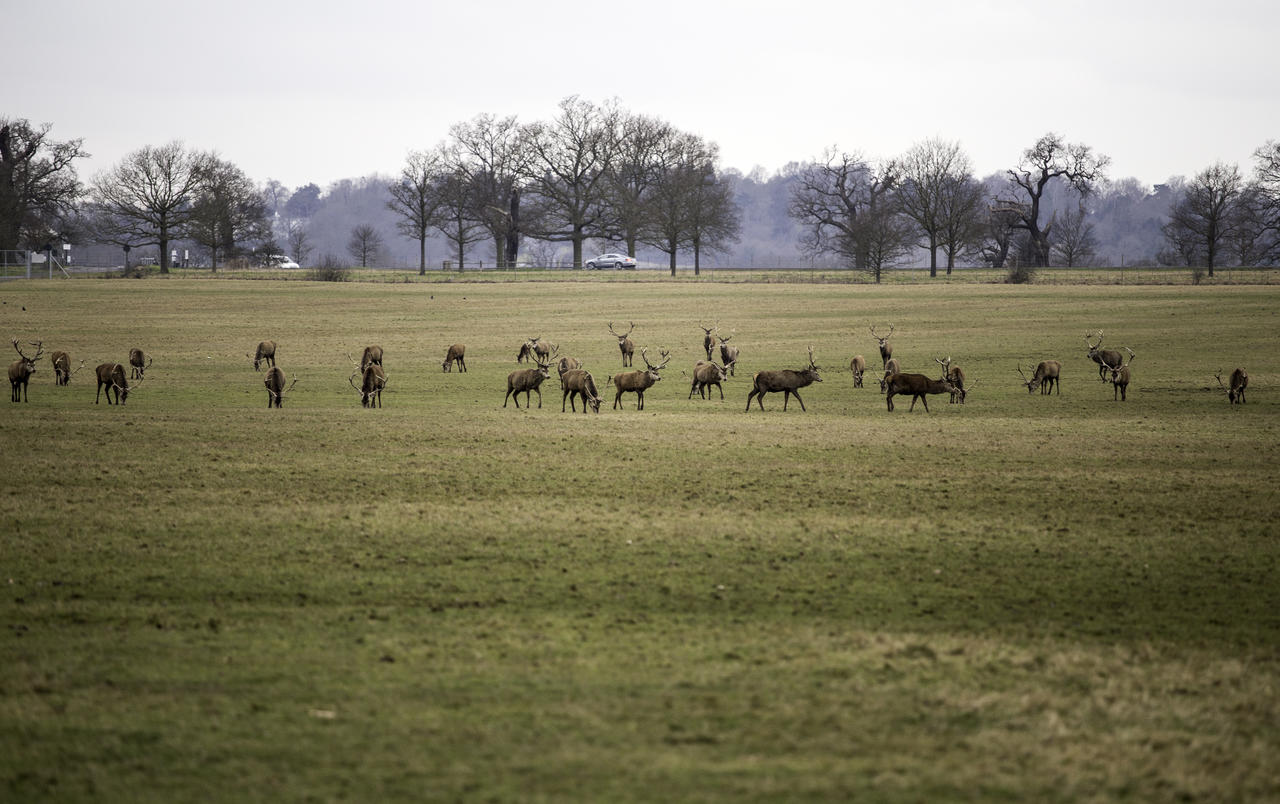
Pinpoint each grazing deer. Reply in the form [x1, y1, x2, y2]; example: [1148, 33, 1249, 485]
[746, 347, 823, 412]
[94, 362, 139, 405]
[129, 348, 152, 379]
[556, 355, 582, 377]
[1215, 368, 1248, 404]
[518, 337, 555, 364]
[264, 366, 297, 408]
[1109, 347, 1134, 401]
[849, 354, 866, 388]
[688, 360, 732, 400]
[699, 324, 718, 360]
[935, 357, 967, 404]
[349, 364, 387, 408]
[442, 343, 466, 372]
[870, 324, 895, 369]
[1085, 331, 1123, 382]
[879, 357, 902, 393]
[505, 353, 553, 408]
[252, 341, 276, 371]
[718, 334, 739, 376]
[9, 339, 42, 402]
[561, 368, 603, 413]
[610, 347, 670, 410]
[50, 350, 83, 386]
[884, 373, 954, 413]
[1018, 361, 1061, 395]
[608, 321, 636, 367]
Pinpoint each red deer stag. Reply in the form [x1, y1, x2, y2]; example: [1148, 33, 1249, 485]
[358, 345, 383, 372]
[935, 357, 968, 404]
[95, 361, 142, 405]
[561, 368, 603, 413]
[1085, 331, 1123, 382]
[849, 354, 866, 388]
[1215, 368, 1248, 404]
[556, 355, 582, 377]
[518, 337, 555, 364]
[349, 364, 387, 408]
[688, 360, 732, 400]
[746, 347, 823, 412]
[129, 348, 152, 379]
[718, 334, 739, 376]
[264, 366, 297, 408]
[505, 352, 553, 408]
[610, 347, 670, 410]
[1108, 347, 1134, 401]
[8, 339, 42, 402]
[50, 350, 83, 386]
[1018, 361, 1061, 395]
[442, 343, 466, 372]
[884, 372, 954, 413]
[251, 340, 276, 370]
[699, 324, 717, 360]
[870, 324, 895, 369]
[608, 321, 636, 367]
[879, 357, 902, 393]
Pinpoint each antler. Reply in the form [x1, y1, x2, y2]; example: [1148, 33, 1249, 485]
[348, 371, 362, 393]
[608, 322, 622, 339]
[70, 359, 86, 377]
[1215, 370, 1227, 390]
[935, 356, 952, 371]
[346, 352, 363, 370]
[641, 348, 671, 371]
[1016, 364, 1030, 383]
[807, 346, 820, 371]
[1085, 330, 1103, 350]
[1119, 347, 1135, 368]
[12, 338, 43, 362]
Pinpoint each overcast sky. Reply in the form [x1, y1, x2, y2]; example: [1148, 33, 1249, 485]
[10, 0, 1278, 192]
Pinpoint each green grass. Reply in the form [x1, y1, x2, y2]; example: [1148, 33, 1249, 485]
[2, 277, 1278, 801]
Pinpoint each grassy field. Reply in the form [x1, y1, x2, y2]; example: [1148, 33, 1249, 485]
[2, 276, 1278, 802]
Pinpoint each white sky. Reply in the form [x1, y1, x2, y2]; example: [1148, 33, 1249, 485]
[10, 0, 1279, 192]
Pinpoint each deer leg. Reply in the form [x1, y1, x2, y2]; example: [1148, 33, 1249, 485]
[637, 390, 644, 410]
[716, 382, 723, 401]
[782, 390, 790, 411]
[794, 390, 806, 412]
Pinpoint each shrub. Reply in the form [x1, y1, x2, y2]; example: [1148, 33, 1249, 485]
[308, 254, 350, 282]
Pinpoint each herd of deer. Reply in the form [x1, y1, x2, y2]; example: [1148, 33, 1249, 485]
[7, 325, 1252, 412]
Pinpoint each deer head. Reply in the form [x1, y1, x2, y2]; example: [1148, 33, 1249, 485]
[12, 338, 44, 367]
[608, 321, 635, 343]
[640, 347, 671, 379]
[870, 324, 895, 347]
[805, 346, 823, 381]
[1085, 330, 1103, 356]
[1016, 364, 1037, 393]
[935, 356, 952, 379]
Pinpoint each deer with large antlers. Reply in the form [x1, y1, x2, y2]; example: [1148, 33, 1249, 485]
[610, 347, 669, 410]
[935, 357, 969, 404]
[561, 368, 603, 413]
[264, 366, 297, 408]
[95, 361, 143, 405]
[505, 350, 554, 408]
[699, 324, 717, 360]
[608, 322, 636, 367]
[717, 334, 739, 376]
[746, 347, 823, 412]
[50, 350, 84, 386]
[870, 325, 895, 369]
[8, 339, 42, 402]
[129, 348, 152, 380]
[349, 363, 386, 408]
[1085, 331, 1123, 382]
[688, 359, 732, 400]
[1108, 347, 1135, 401]
[1018, 361, 1061, 395]
[251, 341, 276, 371]
[1216, 368, 1248, 404]
[442, 343, 466, 372]
[884, 372, 954, 413]
[518, 337, 556, 364]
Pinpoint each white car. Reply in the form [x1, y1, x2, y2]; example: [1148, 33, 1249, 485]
[267, 255, 300, 269]
[585, 253, 637, 270]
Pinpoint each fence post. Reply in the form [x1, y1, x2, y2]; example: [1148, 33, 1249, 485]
[26, 250, 32, 279]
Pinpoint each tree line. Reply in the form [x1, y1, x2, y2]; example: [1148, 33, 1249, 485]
[2, 108, 1278, 279]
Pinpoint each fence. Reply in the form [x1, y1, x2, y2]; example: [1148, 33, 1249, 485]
[0, 250, 73, 280]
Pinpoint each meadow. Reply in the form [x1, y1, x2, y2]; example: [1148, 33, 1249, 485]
[2, 275, 1278, 802]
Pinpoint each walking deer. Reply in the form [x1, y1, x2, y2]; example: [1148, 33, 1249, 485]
[9, 339, 42, 402]
[700, 324, 717, 360]
[688, 360, 732, 400]
[505, 353, 553, 408]
[608, 322, 636, 367]
[718, 334, 739, 376]
[610, 348, 670, 410]
[1109, 347, 1135, 401]
[252, 341, 276, 371]
[264, 366, 297, 408]
[1018, 361, 1061, 395]
[442, 343, 466, 372]
[884, 372, 954, 413]
[561, 368, 603, 413]
[870, 324, 895, 369]
[1215, 368, 1248, 404]
[849, 354, 866, 388]
[746, 347, 823, 412]
[1085, 331, 1123, 382]
[129, 348, 152, 379]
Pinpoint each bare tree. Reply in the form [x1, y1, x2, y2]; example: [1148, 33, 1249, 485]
[937, 173, 986, 272]
[88, 141, 210, 273]
[433, 157, 489, 271]
[1161, 162, 1244, 277]
[687, 158, 741, 275]
[448, 114, 529, 268]
[601, 112, 675, 257]
[347, 224, 384, 268]
[187, 156, 271, 271]
[285, 220, 312, 267]
[0, 119, 88, 251]
[898, 138, 979, 276]
[994, 133, 1110, 268]
[1051, 203, 1098, 268]
[387, 149, 446, 274]
[642, 131, 710, 275]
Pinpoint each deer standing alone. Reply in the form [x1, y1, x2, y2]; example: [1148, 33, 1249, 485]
[129, 348, 151, 379]
[442, 343, 466, 372]
[1108, 348, 1135, 401]
[505, 351, 554, 408]
[610, 347, 670, 410]
[252, 341, 276, 371]
[8, 339, 42, 402]
[884, 372, 954, 413]
[688, 360, 732, 400]
[746, 347, 823, 412]
[608, 322, 636, 367]
[264, 366, 297, 408]
[871, 325, 895, 369]
[561, 368, 603, 413]
[717, 334, 738, 376]
[1085, 331, 1123, 382]
[1018, 361, 1061, 395]
[1216, 368, 1248, 404]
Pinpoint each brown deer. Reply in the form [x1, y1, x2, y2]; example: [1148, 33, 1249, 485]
[746, 347, 823, 412]
[688, 360, 732, 400]
[359, 345, 383, 372]
[349, 364, 387, 408]
[849, 354, 866, 388]
[1018, 361, 1061, 395]
[1085, 331, 1123, 382]
[94, 362, 139, 405]
[718, 334, 739, 376]
[9, 339, 42, 402]
[561, 368, 603, 413]
[129, 347, 152, 379]
[935, 357, 967, 404]
[870, 324, 895, 369]
[884, 372, 954, 413]
[518, 337, 555, 364]
[442, 343, 466, 372]
[252, 340, 276, 371]
[1108, 347, 1134, 401]
[264, 366, 297, 408]
[505, 353, 553, 408]
[1215, 368, 1248, 404]
[879, 357, 902, 393]
[608, 321, 636, 367]
[699, 324, 717, 360]
[556, 355, 582, 377]
[610, 347, 670, 410]
[50, 350, 83, 386]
